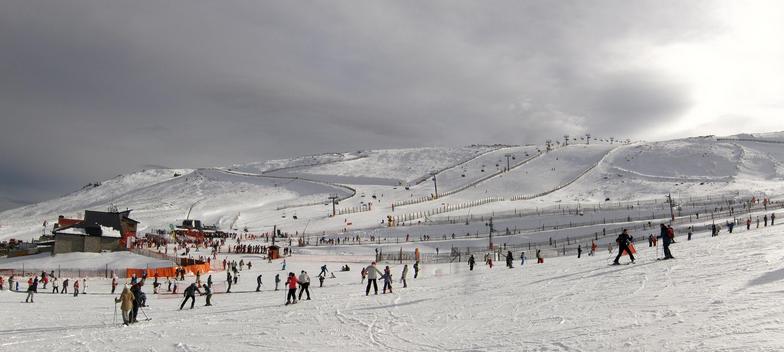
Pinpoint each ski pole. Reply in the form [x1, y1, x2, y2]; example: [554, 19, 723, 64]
[140, 306, 151, 321]
[113, 302, 117, 325]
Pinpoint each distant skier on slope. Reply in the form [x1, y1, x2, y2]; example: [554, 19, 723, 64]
[469, 255, 476, 271]
[381, 266, 393, 294]
[285, 272, 298, 305]
[400, 264, 409, 288]
[612, 229, 635, 265]
[506, 251, 514, 268]
[180, 283, 201, 310]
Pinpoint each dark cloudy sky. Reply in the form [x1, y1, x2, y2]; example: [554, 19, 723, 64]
[1, 1, 783, 211]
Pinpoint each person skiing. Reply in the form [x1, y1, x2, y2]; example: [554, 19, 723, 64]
[115, 285, 134, 325]
[536, 249, 543, 264]
[111, 276, 118, 294]
[661, 224, 674, 260]
[275, 274, 281, 291]
[764, 214, 769, 227]
[468, 254, 476, 271]
[25, 277, 37, 303]
[204, 283, 213, 306]
[318, 273, 326, 288]
[381, 266, 393, 294]
[73, 279, 80, 297]
[612, 229, 635, 265]
[298, 271, 311, 301]
[413, 261, 420, 278]
[285, 272, 298, 305]
[364, 262, 383, 296]
[180, 283, 201, 310]
[400, 264, 409, 288]
[577, 245, 582, 258]
[320, 265, 329, 277]
[226, 271, 232, 293]
[130, 282, 143, 323]
[61, 278, 68, 294]
[51, 277, 59, 293]
[747, 218, 752, 230]
[256, 274, 263, 292]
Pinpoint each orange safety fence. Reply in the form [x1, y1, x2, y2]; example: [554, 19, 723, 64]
[126, 262, 211, 279]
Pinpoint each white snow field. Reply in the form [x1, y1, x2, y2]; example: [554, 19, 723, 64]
[2, 223, 784, 351]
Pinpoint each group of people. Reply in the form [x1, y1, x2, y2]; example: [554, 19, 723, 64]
[0, 272, 88, 303]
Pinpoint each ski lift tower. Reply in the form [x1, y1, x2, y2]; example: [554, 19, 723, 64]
[328, 194, 340, 217]
[485, 217, 495, 250]
[504, 154, 513, 172]
[431, 171, 439, 199]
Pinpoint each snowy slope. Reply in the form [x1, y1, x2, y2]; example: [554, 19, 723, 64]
[3, 223, 784, 351]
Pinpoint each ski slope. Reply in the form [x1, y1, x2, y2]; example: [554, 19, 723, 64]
[3, 222, 784, 351]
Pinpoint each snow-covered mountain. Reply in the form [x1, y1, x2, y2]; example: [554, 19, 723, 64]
[1, 135, 783, 242]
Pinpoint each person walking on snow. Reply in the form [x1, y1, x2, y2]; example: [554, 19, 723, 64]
[364, 262, 383, 296]
[115, 285, 134, 325]
[61, 278, 68, 294]
[772, 213, 776, 226]
[256, 274, 263, 292]
[577, 245, 582, 258]
[73, 279, 80, 297]
[520, 252, 526, 267]
[180, 283, 201, 310]
[506, 251, 514, 268]
[204, 283, 213, 306]
[298, 271, 311, 301]
[400, 264, 409, 288]
[52, 277, 59, 293]
[285, 272, 298, 305]
[612, 229, 635, 265]
[275, 274, 281, 291]
[413, 261, 420, 278]
[111, 276, 118, 294]
[468, 255, 476, 271]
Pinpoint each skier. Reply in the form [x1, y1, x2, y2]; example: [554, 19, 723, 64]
[51, 277, 59, 293]
[130, 282, 143, 323]
[661, 224, 674, 260]
[180, 283, 201, 310]
[506, 251, 514, 268]
[400, 264, 409, 288]
[204, 283, 213, 306]
[536, 249, 543, 264]
[468, 255, 476, 271]
[61, 278, 68, 294]
[520, 252, 526, 266]
[115, 285, 134, 325]
[275, 274, 281, 291]
[285, 272, 298, 305]
[764, 214, 769, 227]
[590, 241, 597, 256]
[256, 274, 263, 291]
[73, 279, 80, 297]
[612, 229, 635, 265]
[364, 262, 383, 296]
[298, 271, 311, 301]
[747, 218, 752, 230]
[320, 265, 329, 277]
[413, 261, 420, 278]
[361, 267, 367, 283]
[318, 273, 325, 288]
[772, 213, 776, 226]
[577, 245, 582, 258]
[207, 274, 213, 288]
[82, 278, 87, 294]
[226, 271, 232, 293]
[25, 277, 37, 303]
[282, 259, 287, 271]
[111, 276, 118, 294]
[381, 266, 393, 294]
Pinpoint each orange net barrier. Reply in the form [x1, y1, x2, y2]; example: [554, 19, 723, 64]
[126, 262, 211, 278]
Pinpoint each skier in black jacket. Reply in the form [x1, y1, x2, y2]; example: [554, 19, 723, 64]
[612, 229, 635, 265]
[180, 283, 201, 310]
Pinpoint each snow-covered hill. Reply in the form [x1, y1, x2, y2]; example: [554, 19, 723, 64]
[1, 135, 784, 242]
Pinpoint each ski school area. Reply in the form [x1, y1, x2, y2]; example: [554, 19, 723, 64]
[0, 205, 782, 351]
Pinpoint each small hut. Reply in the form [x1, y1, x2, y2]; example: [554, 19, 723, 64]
[268, 245, 281, 260]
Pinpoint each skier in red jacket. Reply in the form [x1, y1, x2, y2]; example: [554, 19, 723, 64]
[285, 272, 298, 305]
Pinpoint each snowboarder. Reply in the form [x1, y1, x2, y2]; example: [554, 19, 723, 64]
[400, 264, 408, 288]
[115, 285, 134, 325]
[298, 271, 311, 301]
[364, 262, 383, 296]
[285, 272, 298, 305]
[612, 229, 635, 265]
[180, 283, 201, 310]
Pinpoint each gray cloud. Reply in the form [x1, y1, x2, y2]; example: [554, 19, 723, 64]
[0, 0, 720, 209]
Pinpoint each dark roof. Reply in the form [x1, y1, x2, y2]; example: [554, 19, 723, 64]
[84, 210, 138, 232]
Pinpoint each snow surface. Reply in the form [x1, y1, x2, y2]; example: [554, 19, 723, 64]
[3, 223, 784, 351]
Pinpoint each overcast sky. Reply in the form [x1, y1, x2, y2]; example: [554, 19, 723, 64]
[1, 1, 783, 211]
